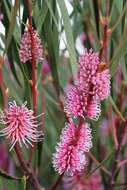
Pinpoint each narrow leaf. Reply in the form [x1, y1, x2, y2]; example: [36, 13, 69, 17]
[57, 0, 77, 75]
[4, 0, 19, 54]
[110, 29, 127, 76]
[109, 96, 125, 122]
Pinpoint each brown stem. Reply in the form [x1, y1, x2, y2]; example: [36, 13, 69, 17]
[99, 0, 109, 64]
[48, 173, 64, 190]
[87, 152, 111, 177]
[26, 0, 37, 162]
[14, 144, 41, 190]
[0, 168, 20, 180]
[108, 103, 118, 149]
[0, 56, 9, 109]
[108, 119, 127, 190]
[109, 182, 127, 187]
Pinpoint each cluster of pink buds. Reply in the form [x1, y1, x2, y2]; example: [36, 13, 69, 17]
[19, 28, 43, 63]
[52, 119, 92, 175]
[53, 49, 110, 177]
[65, 49, 110, 120]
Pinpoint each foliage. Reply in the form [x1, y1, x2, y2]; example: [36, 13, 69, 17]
[0, 0, 127, 189]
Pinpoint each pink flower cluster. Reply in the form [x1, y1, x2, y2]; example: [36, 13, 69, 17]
[0, 101, 43, 151]
[19, 29, 43, 63]
[53, 48, 110, 177]
[52, 120, 92, 176]
[65, 49, 110, 120]
[63, 170, 101, 190]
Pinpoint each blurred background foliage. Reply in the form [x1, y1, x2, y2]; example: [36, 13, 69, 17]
[0, 0, 127, 189]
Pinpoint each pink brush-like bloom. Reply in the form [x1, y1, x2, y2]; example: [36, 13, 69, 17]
[0, 101, 43, 151]
[19, 29, 43, 63]
[78, 49, 110, 101]
[64, 85, 87, 118]
[92, 69, 110, 100]
[52, 120, 92, 176]
[63, 170, 101, 190]
[64, 85, 101, 120]
[65, 49, 110, 120]
[78, 49, 99, 91]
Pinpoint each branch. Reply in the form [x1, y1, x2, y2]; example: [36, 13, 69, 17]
[14, 144, 42, 190]
[26, 0, 37, 163]
[0, 169, 20, 180]
[99, 0, 109, 64]
[87, 152, 111, 177]
[48, 173, 64, 190]
[108, 119, 127, 189]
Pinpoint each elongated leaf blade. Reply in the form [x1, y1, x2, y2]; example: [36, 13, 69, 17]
[57, 0, 77, 75]
[4, 0, 19, 54]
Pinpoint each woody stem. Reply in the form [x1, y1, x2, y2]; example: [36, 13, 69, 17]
[26, 0, 37, 162]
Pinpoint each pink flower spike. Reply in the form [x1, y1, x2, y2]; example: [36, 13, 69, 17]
[78, 49, 99, 91]
[64, 85, 86, 118]
[92, 69, 110, 101]
[65, 49, 110, 120]
[0, 101, 43, 151]
[19, 29, 43, 63]
[64, 84, 101, 120]
[52, 120, 92, 176]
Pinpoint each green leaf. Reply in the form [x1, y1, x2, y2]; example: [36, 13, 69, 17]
[37, 142, 43, 168]
[40, 87, 58, 106]
[109, 4, 127, 33]
[109, 96, 125, 122]
[57, 0, 77, 75]
[44, 0, 59, 30]
[7, 39, 21, 87]
[110, 29, 127, 76]
[43, 10, 60, 96]
[34, 1, 48, 32]
[1, 0, 11, 28]
[18, 176, 27, 189]
[4, 0, 19, 55]
[2, 65, 23, 104]
[23, 78, 32, 108]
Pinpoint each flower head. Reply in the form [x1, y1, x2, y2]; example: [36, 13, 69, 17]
[0, 101, 43, 151]
[65, 49, 110, 120]
[64, 85, 101, 120]
[78, 49, 99, 91]
[19, 29, 43, 63]
[78, 49, 110, 101]
[64, 85, 87, 118]
[52, 120, 92, 176]
[92, 69, 110, 100]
